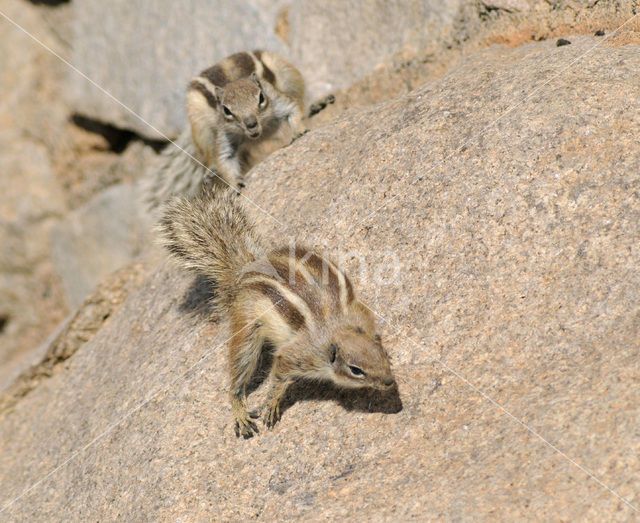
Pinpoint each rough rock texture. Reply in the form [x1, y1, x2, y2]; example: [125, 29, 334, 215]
[0, 0, 167, 376]
[0, 0, 71, 388]
[482, 0, 532, 12]
[1, 35, 639, 519]
[50, 182, 152, 308]
[286, 0, 463, 99]
[306, 0, 640, 129]
[0, 261, 148, 411]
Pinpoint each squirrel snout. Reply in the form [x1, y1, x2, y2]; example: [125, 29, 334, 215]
[245, 116, 258, 129]
[245, 117, 261, 138]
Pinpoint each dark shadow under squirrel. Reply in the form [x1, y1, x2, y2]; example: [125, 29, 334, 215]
[179, 274, 220, 320]
[245, 339, 403, 419]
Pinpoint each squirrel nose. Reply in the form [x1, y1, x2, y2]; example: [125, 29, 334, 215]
[245, 116, 257, 129]
[383, 377, 395, 388]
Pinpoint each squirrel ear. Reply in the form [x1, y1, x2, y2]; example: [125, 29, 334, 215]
[329, 343, 338, 364]
[250, 71, 261, 87]
[214, 85, 224, 103]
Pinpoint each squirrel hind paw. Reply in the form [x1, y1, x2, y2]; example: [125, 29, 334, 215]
[234, 410, 260, 438]
[262, 400, 282, 429]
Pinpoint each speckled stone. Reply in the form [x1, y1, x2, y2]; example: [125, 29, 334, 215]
[1, 37, 639, 520]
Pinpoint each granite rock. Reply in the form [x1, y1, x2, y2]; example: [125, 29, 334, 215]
[0, 0, 71, 393]
[482, 0, 532, 12]
[286, 0, 464, 102]
[50, 182, 152, 308]
[1, 36, 639, 519]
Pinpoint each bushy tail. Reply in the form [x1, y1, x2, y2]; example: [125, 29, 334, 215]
[142, 129, 208, 214]
[143, 128, 237, 217]
[158, 188, 266, 309]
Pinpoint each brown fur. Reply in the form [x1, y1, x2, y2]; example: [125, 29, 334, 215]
[186, 50, 307, 190]
[158, 188, 395, 438]
[145, 51, 307, 214]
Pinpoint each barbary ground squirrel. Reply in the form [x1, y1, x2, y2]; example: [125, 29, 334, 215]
[159, 189, 396, 438]
[146, 50, 307, 211]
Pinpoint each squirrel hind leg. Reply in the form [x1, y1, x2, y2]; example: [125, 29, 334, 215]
[288, 105, 308, 139]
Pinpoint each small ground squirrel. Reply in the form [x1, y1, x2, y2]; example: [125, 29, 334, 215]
[145, 50, 307, 212]
[159, 189, 396, 438]
[187, 50, 307, 188]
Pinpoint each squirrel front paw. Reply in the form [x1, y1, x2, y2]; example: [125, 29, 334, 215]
[233, 407, 260, 439]
[290, 128, 309, 145]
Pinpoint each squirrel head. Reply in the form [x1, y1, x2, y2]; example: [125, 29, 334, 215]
[215, 73, 270, 139]
[324, 311, 395, 391]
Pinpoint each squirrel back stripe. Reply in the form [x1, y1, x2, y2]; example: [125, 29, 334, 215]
[252, 50, 276, 84]
[189, 80, 218, 110]
[245, 280, 307, 331]
[267, 258, 325, 320]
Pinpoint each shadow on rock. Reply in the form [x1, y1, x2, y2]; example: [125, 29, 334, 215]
[179, 274, 219, 319]
[279, 379, 403, 417]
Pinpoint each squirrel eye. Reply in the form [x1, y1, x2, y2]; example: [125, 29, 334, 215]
[329, 343, 338, 363]
[259, 91, 266, 107]
[348, 365, 365, 377]
[222, 105, 233, 117]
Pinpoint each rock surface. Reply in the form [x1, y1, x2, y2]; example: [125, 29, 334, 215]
[1, 35, 639, 519]
[0, 0, 162, 374]
[50, 182, 152, 308]
[0, 0, 71, 389]
[286, 0, 464, 100]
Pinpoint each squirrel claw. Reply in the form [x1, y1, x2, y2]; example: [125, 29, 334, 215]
[234, 414, 259, 438]
[263, 402, 281, 429]
[290, 129, 309, 145]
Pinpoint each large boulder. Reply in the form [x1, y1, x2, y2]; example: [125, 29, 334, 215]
[1, 36, 639, 519]
[0, 0, 71, 392]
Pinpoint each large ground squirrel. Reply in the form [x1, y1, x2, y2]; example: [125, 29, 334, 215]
[159, 189, 396, 438]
